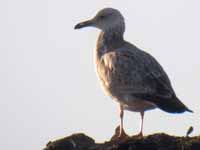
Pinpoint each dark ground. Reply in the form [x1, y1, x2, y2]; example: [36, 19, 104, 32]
[43, 127, 200, 150]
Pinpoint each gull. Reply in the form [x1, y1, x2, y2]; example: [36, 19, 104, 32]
[74, 8, 192, 138]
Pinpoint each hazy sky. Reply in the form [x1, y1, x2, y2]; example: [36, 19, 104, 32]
[0, 0, 200, 149]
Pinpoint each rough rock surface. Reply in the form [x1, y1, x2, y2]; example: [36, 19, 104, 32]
[44, 131, 200, 150]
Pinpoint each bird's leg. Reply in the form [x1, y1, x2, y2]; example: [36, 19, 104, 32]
[111, 104, 129, 141]
[118, 104, 127, 138]
[138, 111, 144, 137]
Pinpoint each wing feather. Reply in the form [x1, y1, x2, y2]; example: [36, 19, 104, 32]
[98, 48, 175, 99]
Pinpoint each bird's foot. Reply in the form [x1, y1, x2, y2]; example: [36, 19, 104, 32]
[111, 126, 129, 142]
[118, 130, 129, 142]
[131, 132, 144, 139]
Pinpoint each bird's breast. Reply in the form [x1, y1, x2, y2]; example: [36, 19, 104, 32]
[94, 53, 112, 95]
[93, 43, 115, 96]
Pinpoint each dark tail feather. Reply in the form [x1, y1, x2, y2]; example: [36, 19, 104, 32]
[152, 96, 193, 113]
[134, 93, 193, 113]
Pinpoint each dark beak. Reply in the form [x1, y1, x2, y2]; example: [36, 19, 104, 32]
[74, 20, 94, 29]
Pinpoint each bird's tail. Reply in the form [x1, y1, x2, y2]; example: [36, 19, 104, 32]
[152, 95, 193, 113]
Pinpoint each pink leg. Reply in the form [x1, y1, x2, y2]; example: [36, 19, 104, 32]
[138, 111, 144, 137]
[118, 104, 127, 138]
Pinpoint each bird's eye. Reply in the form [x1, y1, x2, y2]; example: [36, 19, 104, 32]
[99, 15, 106, 19]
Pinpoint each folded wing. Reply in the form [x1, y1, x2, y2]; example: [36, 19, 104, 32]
[98, 45, 192, 113]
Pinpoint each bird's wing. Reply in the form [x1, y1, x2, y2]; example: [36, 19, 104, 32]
[98, 47, 175, 99]
[98, 45, 192, 113]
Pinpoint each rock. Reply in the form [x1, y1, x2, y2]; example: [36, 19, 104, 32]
[44, 133, 95, 150]
[43, 132, 200, 150]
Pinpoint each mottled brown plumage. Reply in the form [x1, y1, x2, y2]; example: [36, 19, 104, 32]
[75, 8, 192, 138]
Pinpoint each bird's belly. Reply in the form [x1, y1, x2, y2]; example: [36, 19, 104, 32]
[99, 79, 156, 112]
[98, 77, 114, 97]
[121, 98, 156, 112]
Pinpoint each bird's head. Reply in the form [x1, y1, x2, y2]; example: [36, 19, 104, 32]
[74, 8, 125, 34]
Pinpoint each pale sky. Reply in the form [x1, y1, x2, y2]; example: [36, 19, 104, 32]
[0, 0, 200, 150]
